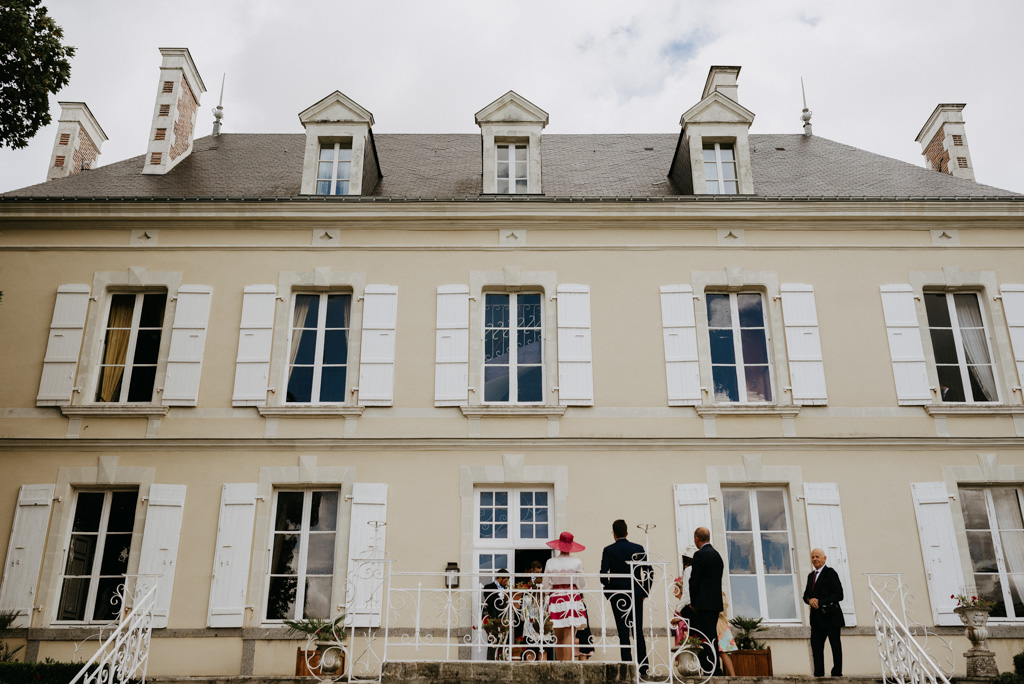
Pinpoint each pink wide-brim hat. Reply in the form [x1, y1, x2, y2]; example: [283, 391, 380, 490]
[546, 531, 586, 553]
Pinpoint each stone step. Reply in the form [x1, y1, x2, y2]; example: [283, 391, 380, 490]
[147, 669, 890, 684]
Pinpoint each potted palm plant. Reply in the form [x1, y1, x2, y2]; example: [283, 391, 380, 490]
[728, 616, 773, 675]
[285, 613, 348, 677]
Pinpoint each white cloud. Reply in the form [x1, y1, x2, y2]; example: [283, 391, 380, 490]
[1, 0, 1022, 192]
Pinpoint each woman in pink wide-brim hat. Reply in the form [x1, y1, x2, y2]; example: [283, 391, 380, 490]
[543, 531, 588, 661]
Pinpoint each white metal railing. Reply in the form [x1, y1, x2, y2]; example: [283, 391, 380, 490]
[866, 573, 954, 684]
[308, 558, 716, 684]
[69, 579, 157, 684]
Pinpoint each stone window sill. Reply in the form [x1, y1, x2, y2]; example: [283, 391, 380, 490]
[60, 405, 169, 418]
[924, 404, 1024, 416]
[460, 405, 567, 418]
[695, 405, 800, 417]
[257, 406, 365, 418]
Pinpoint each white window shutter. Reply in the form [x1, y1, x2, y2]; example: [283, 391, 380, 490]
[435, 285, 470, 406]
[138, 484, 187, 629]
[673, 483, 711, 573]
[232, 285, 277, 406]
[781, 284, 828, 405]
[347, 483, 388, 627]
[911, 482, 966, 626]
[206, 483, 258, 628]
[556, 284, 594, 406]
[358, 286, 398, 406]
[661, 286, 701, 406]
[0, 485, 55, 627]
[1000, 284, 1024, 389]
[37, 285, 90, 405]
[803, 482, 856, 625]
[163, 285, 213, 406]
[881, 285, 931, 405]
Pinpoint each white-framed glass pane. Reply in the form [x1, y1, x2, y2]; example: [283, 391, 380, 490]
[287, 293, 350, 404]
[267, 489, 339, 621]
[57, 490, 138, 623]
[484, 293, 542, 404]
[96, 293, 166, 403]
[959, 487, 1024, 619]
[708, 292, 772, 403]
[927, 292, 997, 403]
[730, 575, 760, 619]
[724, 488, 797, 621]
[703, 143, 738, 195]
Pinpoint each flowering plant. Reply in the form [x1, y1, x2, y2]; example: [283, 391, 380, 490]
[951, 593, 996, 610]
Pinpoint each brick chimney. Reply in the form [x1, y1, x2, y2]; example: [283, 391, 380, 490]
[142, 47, 206, 175]
[47, 102, 107, 181]
[915, 104, 975, 181]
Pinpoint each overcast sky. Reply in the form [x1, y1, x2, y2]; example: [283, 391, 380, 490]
[2, 0, 1022, 194]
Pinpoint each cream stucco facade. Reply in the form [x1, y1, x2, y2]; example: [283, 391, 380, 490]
[2, 58, 1024, 678]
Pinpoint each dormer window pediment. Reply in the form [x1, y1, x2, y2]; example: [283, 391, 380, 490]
[298, 91, 380, 196]
[476, 91, 548, 195]
[681, 91, 755, 126]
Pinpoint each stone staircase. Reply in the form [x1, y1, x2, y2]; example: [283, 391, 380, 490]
[146, 662, 891, 684]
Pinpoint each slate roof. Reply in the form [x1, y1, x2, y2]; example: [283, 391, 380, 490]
[3, 132, 1018, 200]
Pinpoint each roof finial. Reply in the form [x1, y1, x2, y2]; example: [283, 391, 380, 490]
[212, 73, 225, 136]
[800, 77, 813, 137]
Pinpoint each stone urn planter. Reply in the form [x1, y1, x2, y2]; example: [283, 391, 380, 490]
[954, 604, 997, 677]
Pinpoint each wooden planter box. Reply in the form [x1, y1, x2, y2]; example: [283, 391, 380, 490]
[730, 647, 773, 676]
[296, 647, 322, 677]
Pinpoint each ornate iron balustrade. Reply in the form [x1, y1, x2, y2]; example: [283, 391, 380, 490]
[866, 573, 954, 684]
[69, 580, 157, 684]
[308, 557, 716, 684]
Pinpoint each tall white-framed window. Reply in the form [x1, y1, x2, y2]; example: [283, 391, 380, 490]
[959, 487, 1024, 620]
[56, 489, 139, 622]
[706, 292, 773, 403]
[484, 292, 543, 403]
[265, 489, 339, 621]
[95, 292, 167, 403]
[316, 141, 353, 196]
[703, 142, 738, 195]
[723, 488, 800, 622]
[286, 293, 351, 403]
[496, 143, 528, 194]
[924, 292, 998, 403]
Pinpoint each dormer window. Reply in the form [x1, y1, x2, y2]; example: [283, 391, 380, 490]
[497, 143, 528, 194]
[703, 142, 738, 194]
[317, 142, 353, 196]
[475, 91, 548, 195]
[298, 91, 380, 196]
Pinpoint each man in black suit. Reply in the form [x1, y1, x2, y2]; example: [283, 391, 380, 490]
[803, 549, 844, 677]
[600, 519, 651, 676]
[482, 570, 510, 660]
[688, 526, 723, 675]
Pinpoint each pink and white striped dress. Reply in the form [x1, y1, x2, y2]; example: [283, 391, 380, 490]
[543, 555, 588, 628]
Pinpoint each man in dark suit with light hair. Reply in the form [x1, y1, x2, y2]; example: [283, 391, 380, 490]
[688, 526, 723, 675]
[803, 548, 844, 676]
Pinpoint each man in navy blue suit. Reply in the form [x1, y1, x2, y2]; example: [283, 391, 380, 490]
[600, 519, 651, 676]
[688, 526, 723, 675]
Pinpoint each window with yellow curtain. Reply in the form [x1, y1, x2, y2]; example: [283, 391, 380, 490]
[95, 292, 167, 402]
